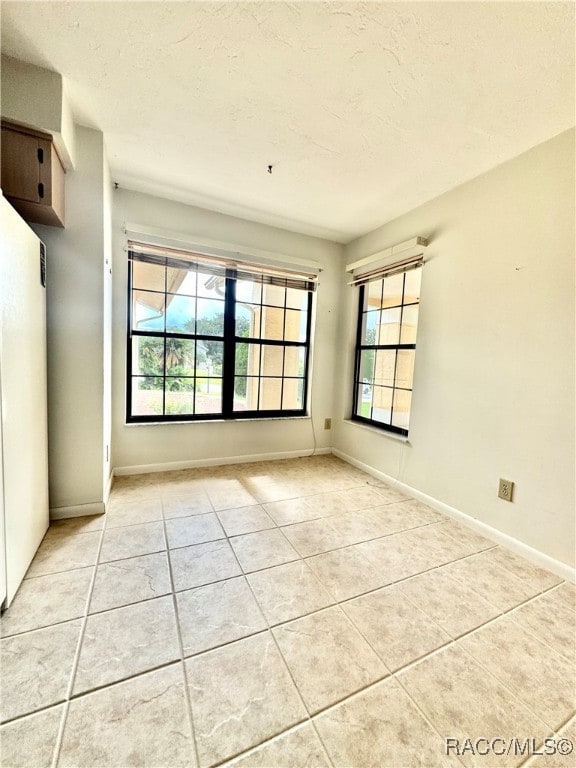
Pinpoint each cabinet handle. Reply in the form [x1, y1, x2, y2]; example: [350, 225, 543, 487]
[38, 183, 45, 198]
[38, 147, 44, 163]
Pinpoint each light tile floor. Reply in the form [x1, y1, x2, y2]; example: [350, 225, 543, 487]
[1, 455, 574, 768]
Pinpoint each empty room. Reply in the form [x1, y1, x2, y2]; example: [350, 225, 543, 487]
[0, 2, 574, 767]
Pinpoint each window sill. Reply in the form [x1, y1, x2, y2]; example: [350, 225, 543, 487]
[125, 415, 312, 427]
[343, 418, 410, 443]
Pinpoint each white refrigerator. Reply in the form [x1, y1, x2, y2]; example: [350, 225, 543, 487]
[0, 193, 49, 609]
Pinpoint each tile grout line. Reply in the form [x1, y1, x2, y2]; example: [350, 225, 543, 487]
[50, 517, 107, 768]
[208, 530, 331, 766]
[6, 517, 564, 650]
[109, 476, 413, 529]
[515, 711, 576, 768]
[62, 660, 187, 704]
[6, 458, 571, 762]
[391, 671, 470, 768]
[178, 510, 307, 768]
[5, 554, 563, 730]
[453, 633, 572, 735]
[239, 563, 337, 768]
[160, 497, 202, 768]
[113, 472, 576, 759]
[311, 585, 469, 768]
[183, 532, 573, 764]
[206, 721, 327, 768]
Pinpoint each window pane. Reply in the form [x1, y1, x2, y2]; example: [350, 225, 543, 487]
[166, 376, 195, 393]
[261, 345, 284, 377]
[359, 349, 375, 384]
[395, 350, 415, 389]
[166, 294, 195, 333]
[400, 305, 419, 344]
[197, 299, 225, 337]
[233, 376, 259, 411]
[233, 376, 247, 411]
[195, 378, 222, 413]
[236, 303, 257, 338]
[165, 338, 195, 376]
[362, 310, 378, 344]
[258, 377, 282, 410]
[262, 283, 285, 308]
[133, 291, 165, 331]
[282, 378, 304, 410]
[403, 267, 421, 304]
[131, 377, 163, 416]
[354, 381, 369, 419]
[382, 273, 404, 308]
[197, 269, 224, 299]
[167, 266, 196, 297]
[235, 342, 260, 377]
[365, 279, 383, 311]
[285, 309, 307, 342]
[196, 340, 224, 377]
[373, 350, 396, 387]
[392, 389, 412, 429]
[377, 308, 401, 345]
[286, 287, 308, 310]
[371, 386, 393, 424]
[165, 389, 195, 416]
[236, 278, 261, 304]
[284, 347, 306, 377]
[261, 307, 284, 341]
[132, 261, 165, 292]
[132, 337, 164, 376]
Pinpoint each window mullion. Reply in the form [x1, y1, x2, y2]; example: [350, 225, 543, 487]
[162, 261, 167, 417]
[301, 289, 313, 412]
[222, 269, 236, 416]
[352, 284, 365, 419]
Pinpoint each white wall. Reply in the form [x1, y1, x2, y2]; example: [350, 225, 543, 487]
[334, 129, 575, 568]
[112, 189, 343, 470]
[32, 126, 107, 514]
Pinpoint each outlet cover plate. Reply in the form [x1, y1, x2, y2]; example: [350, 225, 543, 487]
[498, 478, 514, 502]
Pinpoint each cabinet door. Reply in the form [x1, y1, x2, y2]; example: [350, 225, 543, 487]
[1, 128, 42, 203]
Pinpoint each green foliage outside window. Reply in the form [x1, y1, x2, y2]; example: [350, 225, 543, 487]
[137, 314, 250, 390]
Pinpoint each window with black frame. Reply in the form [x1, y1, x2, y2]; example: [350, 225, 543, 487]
[126, 243, 315, 422]
[352, 263, 422, 435]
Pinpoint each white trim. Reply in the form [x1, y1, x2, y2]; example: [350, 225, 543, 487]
[342, 418, 409, 443]
[332, 448, 575, 583]
[346, 236, 428, 276]
[104, 469, 114, 506]
[124, 416, 312, 427]
[114, 447, 331, 477]
[49, 502, 105, 520]
[123, 222, 323, 275]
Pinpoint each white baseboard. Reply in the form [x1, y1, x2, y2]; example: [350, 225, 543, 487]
[114, 447, 331, 477]
[332, 448, 575, 584]
[50, 501, 105, 520]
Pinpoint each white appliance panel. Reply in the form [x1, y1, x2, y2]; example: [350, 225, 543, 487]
[0, 194, 49, 607]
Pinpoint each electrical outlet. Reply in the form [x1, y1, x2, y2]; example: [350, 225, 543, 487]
[498, 478, 514, 502]
[324, 418, 332, 430]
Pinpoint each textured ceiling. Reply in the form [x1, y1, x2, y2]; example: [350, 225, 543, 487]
[1, 2, 574, 243]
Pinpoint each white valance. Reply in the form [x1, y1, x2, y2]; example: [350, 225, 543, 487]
[123, 222, 322, 281]
[346, 236, 428, 286]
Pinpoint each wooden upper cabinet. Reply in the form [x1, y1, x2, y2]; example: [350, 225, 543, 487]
[1, 121, 65, 227]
